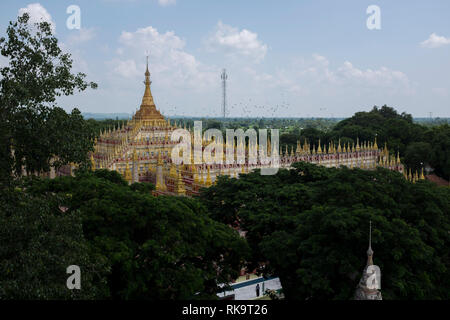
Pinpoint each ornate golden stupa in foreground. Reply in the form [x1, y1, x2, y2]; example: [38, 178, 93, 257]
[89, 62, 410, 196]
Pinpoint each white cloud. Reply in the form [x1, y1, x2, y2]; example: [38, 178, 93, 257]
[420, 33, 450, 48]
[312, 54, 330, 67]
[158, 0, 176, 6]
[18, 3, 55, 32]
[337, 61, 409, 87]
[206, 21, 268, 62]
[231, 51, 413, 115]
[112, 26, 217, 90]
[119, 26, 185, 54]
[240, 55, 413, 113]
[98, 25, 220, 116]
[66, 28, 96, 46]
[110, 59, 140, 78]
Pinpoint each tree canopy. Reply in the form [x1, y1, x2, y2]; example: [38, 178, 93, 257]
[277, 105, 450, 180]
[329, 106, 449, 179]
[200, 162, 450, 300]
[0, 13, 97, 184]
[0, 184, 109, 299]
[20, 170, 249, 299]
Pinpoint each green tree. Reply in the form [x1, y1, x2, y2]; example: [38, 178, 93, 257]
[404, 142, 431, 172]
[27, 170, 249, 299]
[200, 163, 450, 300]
[0, 13, 97, 184]
[0, 183, 109, 299]
[425, 125, 450, 180]
[330, 105, 424, 154]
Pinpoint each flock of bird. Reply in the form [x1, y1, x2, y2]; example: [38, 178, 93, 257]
[158, 97, 295, 119]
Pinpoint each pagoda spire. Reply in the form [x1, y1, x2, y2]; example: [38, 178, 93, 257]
[354, 220, 382, 300]
[367, 220, 374, 266]
[141, 56, 155, 107]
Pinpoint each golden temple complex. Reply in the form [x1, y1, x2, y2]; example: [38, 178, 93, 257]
[86, 62, 412, 196]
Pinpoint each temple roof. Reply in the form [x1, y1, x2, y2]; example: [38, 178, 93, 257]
[134, 58, 165, 121]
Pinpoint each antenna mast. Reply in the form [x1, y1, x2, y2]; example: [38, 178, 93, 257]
[221, 69, 228, 118]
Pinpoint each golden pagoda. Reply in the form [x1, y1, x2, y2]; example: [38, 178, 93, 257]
[85, 60, 406, 197]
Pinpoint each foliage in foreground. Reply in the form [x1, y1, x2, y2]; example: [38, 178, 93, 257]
[200, 162, 450, 300]
[14, 170, 249, 299]
[0, 186, 109, 299]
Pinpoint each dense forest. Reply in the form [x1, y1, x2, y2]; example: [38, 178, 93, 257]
[1, 13, 449, 300]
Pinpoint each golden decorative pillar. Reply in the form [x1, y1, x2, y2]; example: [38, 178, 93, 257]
[175, 170, 186, 196]
[206, 166, 212, 186]
[90, 154, 96, 171]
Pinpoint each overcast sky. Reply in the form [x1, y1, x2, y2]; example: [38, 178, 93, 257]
[0, 0, 449, 117]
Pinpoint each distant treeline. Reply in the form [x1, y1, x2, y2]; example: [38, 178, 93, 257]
[87, 114, 449, 133]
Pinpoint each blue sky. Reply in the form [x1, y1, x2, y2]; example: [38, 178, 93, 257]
[1, 0, 449, 117]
